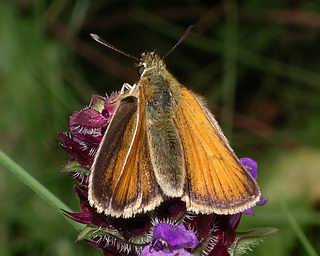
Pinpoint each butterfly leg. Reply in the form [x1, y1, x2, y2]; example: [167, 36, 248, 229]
[120, 83, 133, 94]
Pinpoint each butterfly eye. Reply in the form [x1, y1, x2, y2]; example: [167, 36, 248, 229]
[138, 65, 145, 76]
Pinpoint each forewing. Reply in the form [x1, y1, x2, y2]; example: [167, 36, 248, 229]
[174, 87, 260, 214]
[89, 94, 162, 218]
[110, 93, 163, 217]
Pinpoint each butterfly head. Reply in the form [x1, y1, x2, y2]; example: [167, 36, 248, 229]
[137, 52, 166, 77]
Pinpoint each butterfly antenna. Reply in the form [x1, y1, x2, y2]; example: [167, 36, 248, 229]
[162, 25, 193, 59]
[90, 33, 139, 61]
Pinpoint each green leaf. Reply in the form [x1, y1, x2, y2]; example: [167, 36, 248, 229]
[229, 227, 278, 256]
[61, 161, 89, 174]
[76, 225, 124, 242]
[76, 226, 99, 241]
[75, 226, 113, 242]
[90, 95, 106, 112]
[76, 224, 152, 247]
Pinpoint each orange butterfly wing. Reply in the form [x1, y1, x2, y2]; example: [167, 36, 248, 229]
[174, 87, 260, 214]
[89, 95, 162, 218]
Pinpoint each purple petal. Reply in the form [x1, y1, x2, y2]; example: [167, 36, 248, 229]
[240, 158, 268, 211]
[71, 127, 104, 144]
[153, 223, 199, 250]
[240, 157, 258, 180]
[141, 246, 193, 256]
[257, 196, 268, 206]
[59, 132, 95, 167]
[70, 108, 107, 128]
[69, 109, 107, 144]
[243, 208, 255, 216]
[241, 194, 268, 215]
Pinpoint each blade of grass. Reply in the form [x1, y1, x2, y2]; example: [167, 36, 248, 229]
[221, 2, 238, 139]
[0, 150, 84, 231]
[280, 201, 318, 256]
[68, 0, 90, 33]
[134, 10, 320, 90]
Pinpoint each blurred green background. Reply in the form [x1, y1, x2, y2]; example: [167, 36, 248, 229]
[1, 1, 320, 255]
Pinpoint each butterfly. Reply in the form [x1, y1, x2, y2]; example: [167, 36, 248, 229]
[88, 33, 261, 218]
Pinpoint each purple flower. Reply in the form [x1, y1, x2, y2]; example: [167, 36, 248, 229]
[59, 94, 118, 168]
[240, 158, 268, 215]
[70, 108, 107, 144]
[141, 223, 198, 256]
[59, 92, 269, 256]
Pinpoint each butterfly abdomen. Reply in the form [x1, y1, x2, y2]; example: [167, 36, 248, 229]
[141, 73, 185, 197]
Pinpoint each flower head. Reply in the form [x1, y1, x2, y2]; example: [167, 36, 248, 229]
[59, 92, 271, 256]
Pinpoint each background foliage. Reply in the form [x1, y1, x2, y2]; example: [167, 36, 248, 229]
[1, 1, 320, 255]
